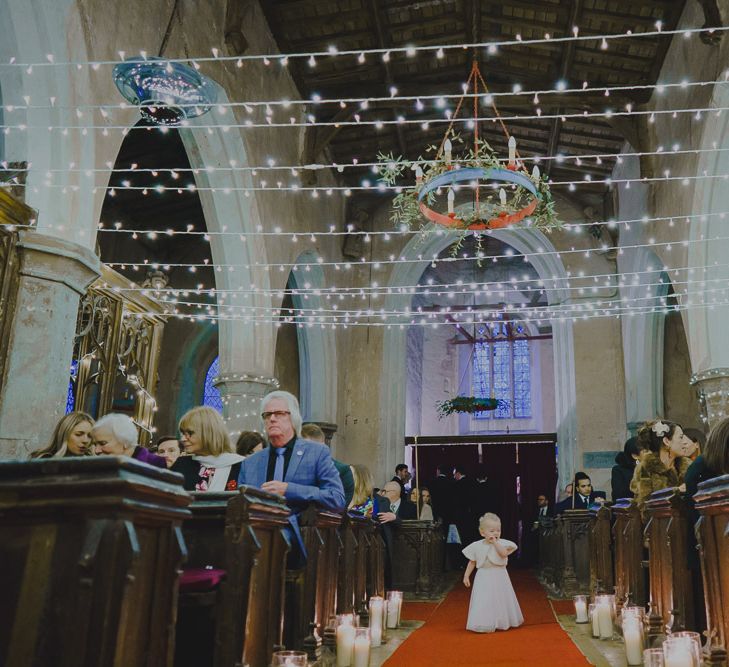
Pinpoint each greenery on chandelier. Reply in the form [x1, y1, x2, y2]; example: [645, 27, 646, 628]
[436, 395, 509, 418]
[377, 135, 559, 234]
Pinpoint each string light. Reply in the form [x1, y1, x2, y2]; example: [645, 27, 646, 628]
[1, 101, 725, 132]
[3, 75, 726, 115]
[0, 25, 723, 69]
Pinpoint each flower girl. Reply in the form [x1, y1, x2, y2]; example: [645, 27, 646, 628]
[462, 513, 524, 633]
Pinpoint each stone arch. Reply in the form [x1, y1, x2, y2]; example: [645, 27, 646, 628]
[285, 251, 338, 423]
[379, 226, 577, 485]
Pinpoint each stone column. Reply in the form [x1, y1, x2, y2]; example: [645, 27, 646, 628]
[0, 230, 100, 458]
[215, 373, 279, 437]
[691, 369, 729, 429]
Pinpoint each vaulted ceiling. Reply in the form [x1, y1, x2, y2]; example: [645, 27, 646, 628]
[260, 0, 707, 212]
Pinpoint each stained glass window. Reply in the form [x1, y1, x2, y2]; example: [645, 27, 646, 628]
[202, 355, 223, 413]
[471, 322, 531, 420]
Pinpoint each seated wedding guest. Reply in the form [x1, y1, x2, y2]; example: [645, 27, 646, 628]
[557, 482, 573, 502]
[553, 472, 606, 514]
[350, 464, 388, 517]
[173, 406, 244, 491]
[685, 417, 729, 498]
[682, 427, 705, 462]
[301, 422, 354, 507]
[419, 487, 435, 521]
[611, 436, 642, 501]
[238, 391, 344, 565]
[92, 413, 166, 468]
[155, 435, 182, 469]
[31, 411, 94, 458]
[235, 430, 265, 457]
[631, 419, 691, 507]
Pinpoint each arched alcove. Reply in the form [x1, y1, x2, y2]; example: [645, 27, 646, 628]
[380, 224, 576, 485]
[405, 235, 555, 437]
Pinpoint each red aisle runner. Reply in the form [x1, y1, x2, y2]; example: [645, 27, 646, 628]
[384, 570, 591, 666]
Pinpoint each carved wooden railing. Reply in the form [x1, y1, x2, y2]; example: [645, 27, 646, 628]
[560, 510, 592, 596]
[72, 266, 166, 444]
[589, 504, 614, 595]
[390, 519, 445, 597]
[694, 473, 729, 667]
[612, 498, 647, 609]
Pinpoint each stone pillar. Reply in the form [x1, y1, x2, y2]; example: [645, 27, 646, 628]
[0, 230, 100, 458]
[691, 369, 729, 429]
[215, 373, 279, 437]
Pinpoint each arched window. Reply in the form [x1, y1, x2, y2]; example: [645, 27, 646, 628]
[65, 360, 79, 414]
[202, 355, 223, 413]
[471, 322, 531, 420]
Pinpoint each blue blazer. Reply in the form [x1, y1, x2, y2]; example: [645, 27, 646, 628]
[237, 438, 345, 514]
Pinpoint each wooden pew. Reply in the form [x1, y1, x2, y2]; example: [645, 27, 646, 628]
[0, 457, 190, 667]
[174, 488, 291, 667]
[612, 498, 647, 608]
[559, 510, 592, 596]
[390, 520, 446, 597]
[694, 473, 729, 666]
[365, 519, 386, 603]
[537, 515, 561, 594]
[285, 506, 343, 658]
[589, 504, 614, 595]
[218, 486, 291, 667]
[337, 512, 371, 619]
[643, 488, 695, 638]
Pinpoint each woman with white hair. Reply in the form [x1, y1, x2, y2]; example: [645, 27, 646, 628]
[173, 406, 244, 491]
[92, 413, 166, 468]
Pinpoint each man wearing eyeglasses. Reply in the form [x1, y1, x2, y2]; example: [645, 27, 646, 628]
[237, 390, 345, 563]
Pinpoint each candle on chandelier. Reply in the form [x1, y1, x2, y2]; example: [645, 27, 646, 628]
[447, 187, 455, 214]
[499, 188, 507, 207]
[532, 165, 540, 180]
[444, 138, 452, 164]
[414, 165, 423, 183]
[508, 136, 516, 167]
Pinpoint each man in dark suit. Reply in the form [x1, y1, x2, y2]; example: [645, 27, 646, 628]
[391, 464, 411, 499]
[377, 481, 417, 587]
[553, 472, 606, 514]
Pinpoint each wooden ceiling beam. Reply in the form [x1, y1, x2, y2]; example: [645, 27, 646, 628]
[367, 0, 408, 158]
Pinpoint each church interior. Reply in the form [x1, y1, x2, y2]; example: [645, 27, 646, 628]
[1, 0, 729, 665]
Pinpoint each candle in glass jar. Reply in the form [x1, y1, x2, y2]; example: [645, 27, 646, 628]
[623, 622, 643, 665]
[353, 629, 371, 667]
[336, 623, 355, 667]
[590, 604, 600, 637]
[573, 595, 588, 623]
[368, 597, 383, 647]
[386, 598, 400, 628]
[664, 649, 694, 667]
[597, 602, 613, 639]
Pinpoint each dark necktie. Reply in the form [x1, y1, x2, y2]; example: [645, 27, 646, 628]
[273, 447, 286, 481]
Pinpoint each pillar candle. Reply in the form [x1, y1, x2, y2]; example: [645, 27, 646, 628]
[597, 602, 613, 639]
[353, 633, 371, 667]
[508, 136, 516, 166]
[444, 138, 452, 164]
[336, 624, 355, 667]
[623, 624, 643, 665]
[574, 599, 588, 623]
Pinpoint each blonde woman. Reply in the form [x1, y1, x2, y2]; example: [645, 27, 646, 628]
[31, 411, 94, 458]
[173, 406, 243, 491]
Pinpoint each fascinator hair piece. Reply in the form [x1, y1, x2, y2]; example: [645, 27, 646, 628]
[651, 420, 670, 438]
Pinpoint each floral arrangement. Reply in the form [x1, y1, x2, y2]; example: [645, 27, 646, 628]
[377, 135, 559, 234]
[436, 395, 509, 418]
